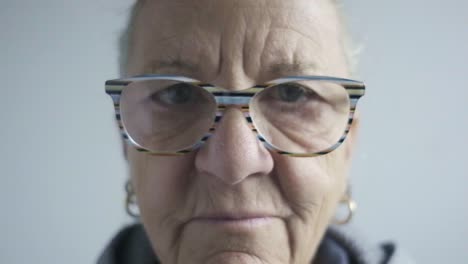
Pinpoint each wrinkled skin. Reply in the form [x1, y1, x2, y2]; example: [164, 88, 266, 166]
[125, 0, 358, 263]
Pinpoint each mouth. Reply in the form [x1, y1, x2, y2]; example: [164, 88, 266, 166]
[190, 212, 279, 231]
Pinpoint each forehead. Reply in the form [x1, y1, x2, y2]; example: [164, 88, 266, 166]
[127, 0, 348, 82]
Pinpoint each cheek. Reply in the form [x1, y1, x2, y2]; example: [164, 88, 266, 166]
[271, 149, 350, 260]
[273, 148, 349, 219]
[127, 148, 200, 260]
[128, 148, 196, 222]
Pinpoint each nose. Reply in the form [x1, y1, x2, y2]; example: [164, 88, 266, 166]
[195, 107, 274, 185]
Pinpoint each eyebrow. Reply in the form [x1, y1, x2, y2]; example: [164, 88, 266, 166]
[144, 59, 199, 75]
[268, 62, 318, 76]
[143, 59, 318, 78]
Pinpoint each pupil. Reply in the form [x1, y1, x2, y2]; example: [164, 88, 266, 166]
[278, 84, 304, 102]
[166, 84, 192, 104]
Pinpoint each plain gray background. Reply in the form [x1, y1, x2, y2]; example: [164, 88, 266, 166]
[1, 0, 467, 263]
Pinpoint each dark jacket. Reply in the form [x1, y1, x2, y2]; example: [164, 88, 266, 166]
[98, 224, 411, 264]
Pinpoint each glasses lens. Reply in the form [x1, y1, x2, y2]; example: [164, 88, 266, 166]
[120, 79, 216, 152]
[250, 80, 350, 154]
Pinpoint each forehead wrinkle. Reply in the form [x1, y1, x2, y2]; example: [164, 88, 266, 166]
[256, 5, 325, 79]
[132, 0, 339, 80]
[259, 29, 323, 79]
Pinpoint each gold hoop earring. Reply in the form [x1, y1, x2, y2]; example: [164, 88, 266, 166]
[333, 192, 357, 225]
[125, 180, 140, 218]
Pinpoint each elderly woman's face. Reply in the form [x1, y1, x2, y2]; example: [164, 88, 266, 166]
[126, 0, 356, 263]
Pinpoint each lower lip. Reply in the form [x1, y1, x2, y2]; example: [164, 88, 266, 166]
[192, 217, 275, 230]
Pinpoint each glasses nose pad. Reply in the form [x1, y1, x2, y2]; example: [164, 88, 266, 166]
[189, 109, 220, 150]
[198, 107, 274, 152]
[246, 113, 277, 152]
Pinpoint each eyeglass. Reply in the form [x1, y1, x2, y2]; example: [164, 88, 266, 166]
[105, 75, 365, 157]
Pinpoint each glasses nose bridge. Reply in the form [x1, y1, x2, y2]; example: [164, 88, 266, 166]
[212, 96, 254, 133]
[207, 102, 277, 155]
[194, 83, 265, 148]
[196, 85, 271, 150]
[200, 86, 260, 140]
[201, 102, 268, 152]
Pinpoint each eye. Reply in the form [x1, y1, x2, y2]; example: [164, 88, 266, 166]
[151, 83, 194, 105]
[275, 83, 308, 103]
